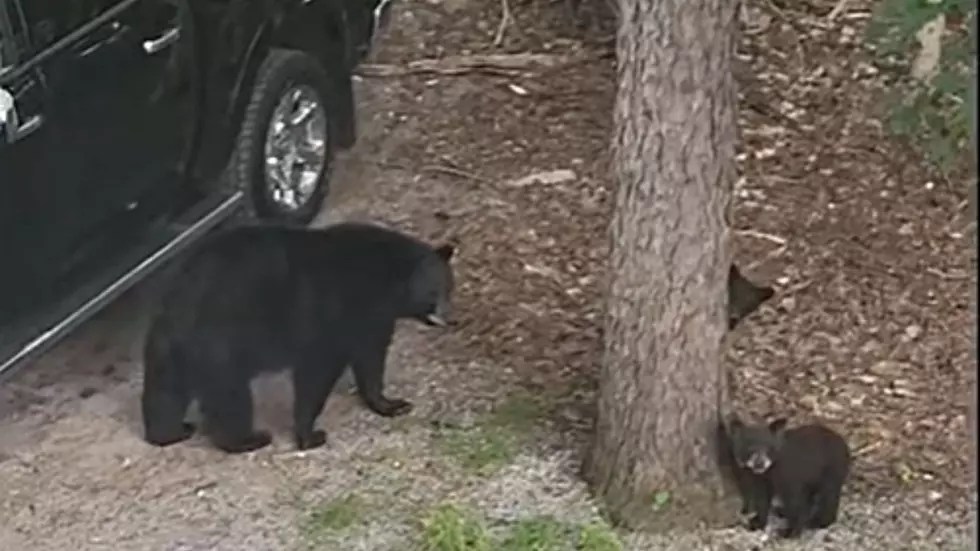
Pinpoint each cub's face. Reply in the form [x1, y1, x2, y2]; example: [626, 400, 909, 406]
[409, 244, 456, 327]
[728, 416, 788, 475]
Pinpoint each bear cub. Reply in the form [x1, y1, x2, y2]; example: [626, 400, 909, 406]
[140, 222, 456, 454]
[727, 264, 775, 330]
[723, 414, 851, 539]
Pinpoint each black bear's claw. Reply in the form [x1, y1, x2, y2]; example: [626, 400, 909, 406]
[377, 398, 413, 417]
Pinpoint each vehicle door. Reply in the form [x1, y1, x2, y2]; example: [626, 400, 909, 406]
[0, 0, 53, 322]
[11, 0, 199, 276]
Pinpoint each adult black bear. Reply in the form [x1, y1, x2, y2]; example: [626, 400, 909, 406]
[140, 222, 456, 454]
[723, 414, 851, 539]
[727, 264, 775, 330]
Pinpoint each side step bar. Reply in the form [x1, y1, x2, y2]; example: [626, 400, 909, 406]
[0, 191, 243, 381]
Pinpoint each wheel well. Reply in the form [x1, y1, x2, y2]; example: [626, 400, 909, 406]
[225, 5, 354, 157]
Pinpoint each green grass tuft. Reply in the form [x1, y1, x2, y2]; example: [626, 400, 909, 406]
[500, 516, 569, 551]
[299, 493, 367, 542]
[576, 522, 624, 551]
[437, 393, 551, 475]
[420, 504, 492, 551]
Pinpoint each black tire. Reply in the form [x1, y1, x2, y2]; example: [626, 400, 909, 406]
[228, 48, 334, 225]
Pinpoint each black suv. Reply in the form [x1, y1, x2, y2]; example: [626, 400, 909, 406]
[0, 0, 393, 376]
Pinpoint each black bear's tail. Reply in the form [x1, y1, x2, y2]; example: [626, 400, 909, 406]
[141, 319, 195, 447]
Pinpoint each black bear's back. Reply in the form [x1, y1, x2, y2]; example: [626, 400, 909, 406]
[780, 424, 851, 482]
[150, 222, 435, 362]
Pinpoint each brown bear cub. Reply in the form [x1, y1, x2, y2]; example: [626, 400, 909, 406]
[722, 414, 851, 539]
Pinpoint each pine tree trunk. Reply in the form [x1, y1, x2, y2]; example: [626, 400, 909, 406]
[584, 0, 739, 529]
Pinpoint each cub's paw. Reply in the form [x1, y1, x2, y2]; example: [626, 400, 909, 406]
[746, 514, 767, 531]
[376, 398, 414, 418]
[295, 429, 328, 451]
[777, 524, 803, 539]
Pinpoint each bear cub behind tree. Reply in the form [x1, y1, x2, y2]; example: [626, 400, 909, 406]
[722, 414, 851, 539]
[141, 221, 456, 454]
[727, 264, 775, 330]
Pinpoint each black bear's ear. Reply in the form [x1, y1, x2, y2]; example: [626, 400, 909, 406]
[435, 244, 455, 261]
[728, 263, 742, 283]
[755, 283, 775, 303]
[768, 417, 788, 436]
[726, 413, 745, 434]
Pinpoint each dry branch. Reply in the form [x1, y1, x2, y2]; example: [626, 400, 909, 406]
[355, 53, 578, 78]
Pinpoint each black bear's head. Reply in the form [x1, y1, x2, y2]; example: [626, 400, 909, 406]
[408, 243, 456, 327]
[728, 264, 775, 330]
[727, 414, 788, 475]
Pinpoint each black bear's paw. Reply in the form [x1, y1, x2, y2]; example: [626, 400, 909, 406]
[295, 429, 328, 451]
[214, 431, 273, 454]
[374, 397, 413, 418]
[777, 524, 804, 539]
[746, 514, 767, 531]
[146, 422, 196, 447]
[807, 515, 836, 530]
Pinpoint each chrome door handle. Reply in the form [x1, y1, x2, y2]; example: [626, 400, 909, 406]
[0, 87, 44, 144]
[142, 27, 180, 55]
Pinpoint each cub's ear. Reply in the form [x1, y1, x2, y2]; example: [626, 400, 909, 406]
[768, 417, 789, 446]
[726, 413, 745, 436]
[767, 417, 788, 433]
[434, 243, 456, 261]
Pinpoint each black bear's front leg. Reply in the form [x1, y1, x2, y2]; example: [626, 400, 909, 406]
[745, 479, 772, 531]
[351, 326, 413, 418]
[291, 354, 347, 450]
[731, 468, 755, 517]
[141, 341, 196, 447]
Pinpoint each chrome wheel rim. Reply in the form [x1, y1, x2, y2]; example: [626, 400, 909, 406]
[263, 85, 328, 211]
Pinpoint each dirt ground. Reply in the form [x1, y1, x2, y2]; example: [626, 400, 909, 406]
[0, 0, 974, 549]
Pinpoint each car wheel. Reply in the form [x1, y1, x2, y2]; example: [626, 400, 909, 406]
[229, 49, 333, 225]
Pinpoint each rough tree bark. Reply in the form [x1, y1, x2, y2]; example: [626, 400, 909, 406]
[584, 0, 739, 529]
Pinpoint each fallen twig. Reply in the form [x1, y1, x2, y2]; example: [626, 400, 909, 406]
[926, 267, 970, 280]
[735, 229, 788, 246]
[826, 0, 850, 21]
[356, 53, 578, 78]
[492, 0, 513, 46]
[421, 164, 492, 184]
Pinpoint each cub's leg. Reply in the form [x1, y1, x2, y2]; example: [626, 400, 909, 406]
[808, 478, 844, 529]
[745, 478, 772, 531]
[351, 323, 412, 417]
[777, 487, 808, 539]
[731, 467, 755, 516]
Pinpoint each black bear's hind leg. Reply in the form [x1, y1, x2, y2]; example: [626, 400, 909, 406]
[351, 328, 412, 418]
[200, 376, 271, 454]
[776, 489, 807, 539]
[141, 353, 195, 447]
[808, 480, 843, 529]
[291, 354, 346, 450]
